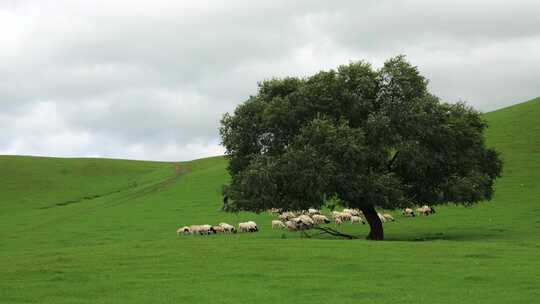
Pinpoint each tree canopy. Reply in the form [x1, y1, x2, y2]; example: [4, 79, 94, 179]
[220, 55, 502, 240]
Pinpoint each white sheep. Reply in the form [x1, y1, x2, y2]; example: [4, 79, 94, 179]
[218, 222, 236, 233]
[272, 220, 286, 229]
[416, 205, 436, 216]
[343, 208, 361, 216]
[188, 225, 210, 235]
[188, 225, 201, 234]
[332, 212, 342, 222]
[377, 213, 388, 223]
[199, 224, 213, 235]
[238, 222, 250, 232]
[294, 215, 315, 230]
[308, 208, 321, 215]
[423, 205, 436, 214]
[311, 214, 331, 225]
[285, 220, 298, 231]
[351, 216, 365, 224]
[211, 225, 225, 234]
[402, 208, 415, 217]
[337, 212, 352, 221]
[279, 211, 297, 221]
[382, 213, 395, 222]
[176, 226, 191, 236]
[239, 221, 258, 232]
[247, 221, 258, 231]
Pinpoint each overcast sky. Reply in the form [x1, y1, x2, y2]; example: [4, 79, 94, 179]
[1, 0, 539, 161]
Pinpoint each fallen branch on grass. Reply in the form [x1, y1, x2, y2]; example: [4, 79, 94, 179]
[313, 227, 358, 239]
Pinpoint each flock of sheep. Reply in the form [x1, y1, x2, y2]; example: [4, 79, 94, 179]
[270, 208, 393, 231]
[176, 221, 257, 235]
[402, 205, 436, 217]
[176, 205, 436, 236]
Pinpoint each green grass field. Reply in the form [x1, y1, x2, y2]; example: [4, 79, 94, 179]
[1, 97, 540, 303]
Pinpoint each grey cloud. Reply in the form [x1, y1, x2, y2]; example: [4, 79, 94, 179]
[0, 0, 539, 160]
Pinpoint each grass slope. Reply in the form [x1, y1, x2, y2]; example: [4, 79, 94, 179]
[1, 98, 540, 303]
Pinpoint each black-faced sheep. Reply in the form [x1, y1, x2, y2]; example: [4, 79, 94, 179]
[199, 224, 213, 234]
[402, 208, 415, 217]
[211, 225, 225, 234]
[416, 205, 436, 216]
[295, 215, 315, 230]
[176, 226, 191, 236]
[239, 221, 258, 232]
[311, 214, 331, 225]
[382, 213, 395, 222]
[218, 222, 236, 233]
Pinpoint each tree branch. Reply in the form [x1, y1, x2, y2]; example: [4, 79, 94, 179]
[313, 227, 358, 239]
[388, 151, 400, 171]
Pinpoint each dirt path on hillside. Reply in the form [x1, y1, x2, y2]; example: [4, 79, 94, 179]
[126, 163, 188, 200]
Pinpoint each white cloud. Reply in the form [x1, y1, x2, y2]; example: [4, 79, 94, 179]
[0, 0, 539, 160]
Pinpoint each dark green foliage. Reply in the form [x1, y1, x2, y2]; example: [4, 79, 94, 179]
[220, 56, 502, 213]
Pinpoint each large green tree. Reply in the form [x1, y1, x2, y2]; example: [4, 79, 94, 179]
[220, 56, 502, 240]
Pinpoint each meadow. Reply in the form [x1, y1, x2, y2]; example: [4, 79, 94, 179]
[1, 97, 540, 303]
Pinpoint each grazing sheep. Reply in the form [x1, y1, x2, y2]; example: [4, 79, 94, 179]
[382, 213, 395, 222]
[176, 226, 191, 236]
[279, 211, 297, 221]
[188, 225, 209, 235]
[332, 211, 344, 222]
[199, 224, 213, 235]
[188, 225, 201, 234]
[335, 217, 343, 225]
[218, 222, 236, 233]
[247, 221, 258, 232]
[311, 214, 331, 225]
[351, 216, 365, 224]
[272, 220, 286, 229]
[343, 208, 361, 216]
[308, 208, 321, 215]
[239, 221, 258, 232]
[285, 215, 314, 230]
[423, 205, 436, 214]
[337, 212, 352, 221]
[402, 208, 415, 217]
[341, 212, 352, 221]
[238, 222, 250, 232]
[286, 220, 298, 231]
[377, 213, 388, 223]
[416, 207, 426, 215]
[416, 205, 435, 216]
[211, 225, 225, 234]
[298, 214, 313, 222]
[294, 215, 315, 230]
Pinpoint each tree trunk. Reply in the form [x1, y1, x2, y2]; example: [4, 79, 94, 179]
[360, 205, 384, 240]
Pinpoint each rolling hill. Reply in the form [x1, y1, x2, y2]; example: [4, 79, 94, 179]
[1, 97, 539, 303]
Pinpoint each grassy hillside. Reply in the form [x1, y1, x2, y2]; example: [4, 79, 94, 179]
[1, 98, 540, 303]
